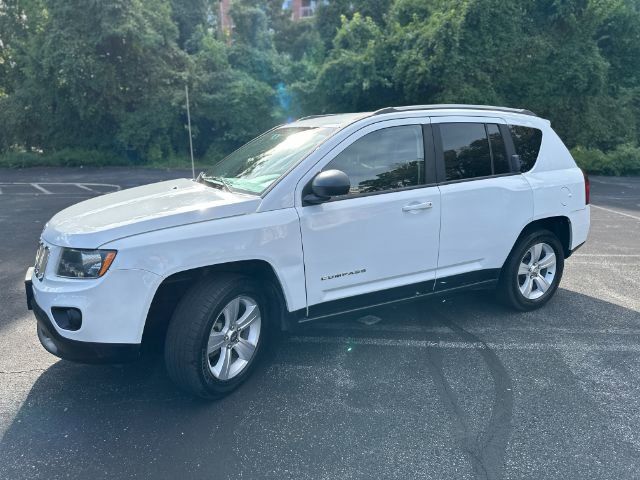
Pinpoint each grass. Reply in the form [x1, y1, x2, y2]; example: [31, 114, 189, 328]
[0, 149, 209, 170]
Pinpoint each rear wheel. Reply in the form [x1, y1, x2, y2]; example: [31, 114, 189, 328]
[498, 230, 565, 311]
[164, 274, 269, 399]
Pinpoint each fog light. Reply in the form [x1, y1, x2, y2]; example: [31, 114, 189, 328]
[51, 307, 82, 331]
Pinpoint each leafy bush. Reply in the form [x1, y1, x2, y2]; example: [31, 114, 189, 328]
[572, 144, 640, 176]
[571, 147, 609, 174]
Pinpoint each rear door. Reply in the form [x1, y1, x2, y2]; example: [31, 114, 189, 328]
[295, 118, 441, 317]
[431, 116, 533, 289]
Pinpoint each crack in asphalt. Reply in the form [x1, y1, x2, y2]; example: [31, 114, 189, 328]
[0, 368, 48, 375]
[427, 309, 514, 480]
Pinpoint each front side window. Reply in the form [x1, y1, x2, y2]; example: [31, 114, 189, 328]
[325, 125, 425, 196]
[509, 125, 543, 172]
[440, 123, 492, 181]
[200, 126, 335, 195]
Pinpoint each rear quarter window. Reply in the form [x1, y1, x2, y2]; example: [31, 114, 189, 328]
[509, 125, 543, 172]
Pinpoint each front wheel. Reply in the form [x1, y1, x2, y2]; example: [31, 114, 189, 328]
[164, 274, 269, 399]
[498, 230, 565, 311]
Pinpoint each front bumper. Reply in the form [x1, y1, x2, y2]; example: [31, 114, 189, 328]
[26, 256, 162, 361]
[28, 261, 161, 344]
[33, 296, 140, 363]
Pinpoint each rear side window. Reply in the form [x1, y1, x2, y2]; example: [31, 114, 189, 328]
[440, 123, 492, 181]
[509, 125, 543, 172]
[325, 125, 425, 195]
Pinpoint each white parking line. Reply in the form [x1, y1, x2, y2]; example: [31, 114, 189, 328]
[308, 322, 640, 336]
[591, 204, 640, 222]
[574, 254, 640, 257]
[74, 183, 96, 192]
[291, 335, 640, 353]
[569, 261, 640, 267]
[30, 183, 52, 194]
[0, 182, 120, 194]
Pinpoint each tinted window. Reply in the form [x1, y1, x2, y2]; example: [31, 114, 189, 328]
[509, 125, 543, 172]
[440, 123, 492, 181]
[325, 125, 424, 195]
[487, 124, 509, 174]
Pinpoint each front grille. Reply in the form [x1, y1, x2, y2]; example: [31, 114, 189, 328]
[34, 243, 49, 281]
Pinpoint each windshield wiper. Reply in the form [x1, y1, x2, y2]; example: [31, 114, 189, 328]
[199, 173, 232, 193]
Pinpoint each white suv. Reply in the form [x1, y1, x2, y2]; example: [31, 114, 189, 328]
[25, 105, 590, 398]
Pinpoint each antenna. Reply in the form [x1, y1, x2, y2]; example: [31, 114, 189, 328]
[185, 84, 195, 180]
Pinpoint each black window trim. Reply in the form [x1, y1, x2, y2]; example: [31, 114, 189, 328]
[436, 171, 521, 187]
[483, 123, 507, 177]
[314, 181, 441, 204]
[422, 124, 438, 185]
[303, 123, 439, 204]
[499, 123, 517, 159]
[434, 122, 522, 185]
[487, 123, 513, 176]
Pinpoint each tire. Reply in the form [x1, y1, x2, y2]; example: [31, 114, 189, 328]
[497, 229, 565, 311]
[164, 274, 270, 399]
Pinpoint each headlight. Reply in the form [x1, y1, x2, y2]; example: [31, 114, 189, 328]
[57, 249, 117, 279]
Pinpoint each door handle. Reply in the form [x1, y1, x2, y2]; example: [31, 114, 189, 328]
[402, 201, 433, 212]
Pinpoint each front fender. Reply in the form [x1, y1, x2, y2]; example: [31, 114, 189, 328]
[102, 209, 307, 314]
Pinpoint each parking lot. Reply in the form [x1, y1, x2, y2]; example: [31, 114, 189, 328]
[1, 167, 639, 479]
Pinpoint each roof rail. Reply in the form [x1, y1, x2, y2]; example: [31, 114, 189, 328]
[373, 104, 538, 117]
[297, 113, 341, 121]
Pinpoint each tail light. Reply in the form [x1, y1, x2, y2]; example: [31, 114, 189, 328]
[582, 169, 590, 205]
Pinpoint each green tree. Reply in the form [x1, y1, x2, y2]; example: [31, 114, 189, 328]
[315, 0, 393, 46]
[506, 0, 635, 149]
[170, 0, 213, 50]
[298, 13, 395, 113]
[0, 0, 48, 149]
[2, 0, 640, 170]
[387, 0, 639, 149]
[187, 33, 276, 160]
[2, 0, 188, 161]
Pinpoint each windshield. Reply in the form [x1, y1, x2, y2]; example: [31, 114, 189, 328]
[200, 126, 335, 195]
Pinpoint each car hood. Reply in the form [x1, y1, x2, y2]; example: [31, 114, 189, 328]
[42, 178, 261, 248]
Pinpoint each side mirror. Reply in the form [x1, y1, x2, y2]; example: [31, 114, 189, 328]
[304, 169, 350, 205]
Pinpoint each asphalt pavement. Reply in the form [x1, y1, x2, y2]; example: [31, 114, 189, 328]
[1, 167, 639, 480]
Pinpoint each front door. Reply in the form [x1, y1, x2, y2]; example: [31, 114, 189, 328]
[296, 119, 442, 318]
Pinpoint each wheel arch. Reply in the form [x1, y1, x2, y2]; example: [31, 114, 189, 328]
[504, 216, 572, 272]
[497, 215, 569, 310]
[141, 259, 290, 352]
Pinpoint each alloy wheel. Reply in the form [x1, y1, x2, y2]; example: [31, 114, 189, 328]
[206, 295, 261, 380]
[517, 242, 557, 300]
